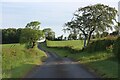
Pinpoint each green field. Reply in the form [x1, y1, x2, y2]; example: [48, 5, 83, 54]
[0, 45, 2, 79]
[2, 44, 47, 78]
[47, 40, 84, 50]
[40, 40, 119, 78]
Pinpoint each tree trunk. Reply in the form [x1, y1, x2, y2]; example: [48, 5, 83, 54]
[83, 34, 87, 48]
[32, 41, 35, 48]
[78, 27, 88, 49]
[84, 37, 87, 48]
[87, 33, 92, 46]
[87, 28, 95, 46]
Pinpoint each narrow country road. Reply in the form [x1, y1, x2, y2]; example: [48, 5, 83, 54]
[25, 43, 98, 78]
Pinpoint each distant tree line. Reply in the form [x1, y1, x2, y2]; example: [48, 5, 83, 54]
[54, 30, 119, 41]
[2, 28, 22, 44]
[2, 21, 56, 46]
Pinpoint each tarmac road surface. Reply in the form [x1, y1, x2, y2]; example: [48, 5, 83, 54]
[25, 43, 98, 78]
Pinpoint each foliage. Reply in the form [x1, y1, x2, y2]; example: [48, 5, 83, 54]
[43, 28, 55, 40]
[101, 32, 109, 38]
[2, 28, 22, 44]
[25, 21, 40, 30]
[85, 40, 115, 53]
[113, 36, 120, 60]
[57, 35, 63, 41]
[20, 28, 42, 48]
[2, 44, 47, 78]
[40, 42, 118, 78]
[110, 30, 119, 36]
[20, 21, 42, 48]
[64, 4, 117, 48]
[68, 34, 77, 40]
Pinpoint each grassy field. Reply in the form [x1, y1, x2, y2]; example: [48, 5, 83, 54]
[2, 43, 47, 78]
[40, 40, 119, 78]
[47, 40, 84, 50]
[0, 45, 2, 79]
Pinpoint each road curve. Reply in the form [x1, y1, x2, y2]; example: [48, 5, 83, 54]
[25, 43, 98, 78]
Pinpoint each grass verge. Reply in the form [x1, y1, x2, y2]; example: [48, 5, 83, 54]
[2, 43, 47, 78]
[40, 42, 119, 78]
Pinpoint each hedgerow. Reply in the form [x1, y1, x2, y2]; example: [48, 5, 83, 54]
[85, 39, 115, 53]
[113, 36, 120, 60]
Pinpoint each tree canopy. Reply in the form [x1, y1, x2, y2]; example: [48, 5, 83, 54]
[64, 4, 117, 48]
[25, 21, 41, 30]
[43, 28, 55, 40]
[2, 28, 22, 44]
[20, 21, 42, 48]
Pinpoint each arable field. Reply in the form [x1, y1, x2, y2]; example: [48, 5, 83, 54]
[2, 44, 47, 78]
[47, 40, 84, 50]
[40, 40, 119, 78]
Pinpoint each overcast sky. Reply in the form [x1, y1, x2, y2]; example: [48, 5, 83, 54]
[1, 0, 119, 37]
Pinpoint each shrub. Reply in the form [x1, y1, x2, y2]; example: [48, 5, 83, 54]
[86, 39, 115, 53]
[113, 36, 120, 60]
[41, 56, 47, 62]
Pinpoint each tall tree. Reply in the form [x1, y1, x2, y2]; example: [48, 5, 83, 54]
[78, 4, 117, 45]
[64, 4, 117, 48]
[20, 21, 42, 48]
[20, 28, 41, 48]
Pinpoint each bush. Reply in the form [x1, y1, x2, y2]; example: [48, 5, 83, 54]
[25, 42, 33, 49]
[41, 56, 47, 62]
[86, 39, 115, 53]
[113, 36, 120, 60]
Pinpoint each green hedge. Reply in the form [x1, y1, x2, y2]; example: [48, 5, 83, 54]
[86, 39, 115, 53]
[113, 36, 120, 60]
